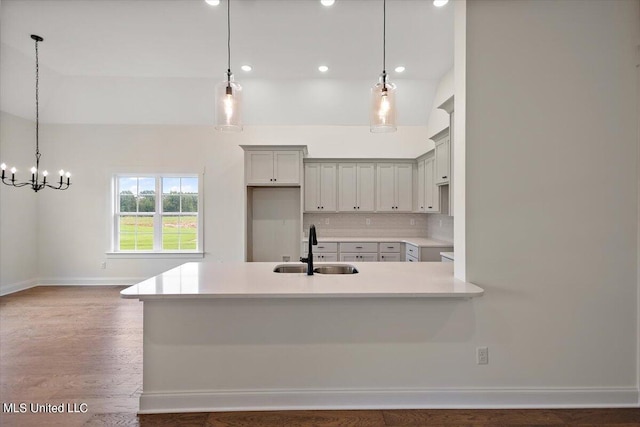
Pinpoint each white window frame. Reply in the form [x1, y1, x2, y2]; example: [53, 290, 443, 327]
[107, 173, 204, 258]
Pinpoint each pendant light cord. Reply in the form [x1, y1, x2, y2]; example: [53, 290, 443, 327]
[35, 37, 41, 170]
[383, 0, 386, 75]
[227, 0, 231, 80]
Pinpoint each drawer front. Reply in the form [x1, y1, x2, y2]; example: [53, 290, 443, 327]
[340, 242, 378, 253]
[379, 242, 401, 253]
[302, 242, 338, 254]
[405, 244, 419, 259]
[406, 254, 419, 262]
[379, 253, 401, 262]
[340, 253, 377, 262]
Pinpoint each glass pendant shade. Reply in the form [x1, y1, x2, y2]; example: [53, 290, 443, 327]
[370, 74, 397, 133]
[215, 73, 243, 132]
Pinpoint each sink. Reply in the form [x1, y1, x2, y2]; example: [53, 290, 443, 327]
[273, 265, 308, 273]
[313, 265, 359, 275]
[273, 264, 359, 274]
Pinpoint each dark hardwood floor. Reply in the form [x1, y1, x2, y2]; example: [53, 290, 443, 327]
[1, 286, 638, 427]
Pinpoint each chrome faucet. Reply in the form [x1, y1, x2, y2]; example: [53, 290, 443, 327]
[300, 224, 317, 275]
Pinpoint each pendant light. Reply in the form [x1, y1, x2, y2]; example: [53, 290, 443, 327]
[1, 35, 71, 192]
[370, 0, 397, 133]
[215, 0, 243, 132]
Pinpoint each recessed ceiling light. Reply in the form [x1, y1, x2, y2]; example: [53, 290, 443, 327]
[394, 66, 406, 73]
[433, 0, 449, 7]
[320, 0, 335, 6]
[205, 0, 220, 5]
[318, 65, 329, 73]
[241, 65, 252, 72]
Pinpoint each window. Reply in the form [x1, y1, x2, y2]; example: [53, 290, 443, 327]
[114, 175, 201, 253]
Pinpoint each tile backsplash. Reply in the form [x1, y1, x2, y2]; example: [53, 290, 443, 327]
[303, 213, 428, 238]
[427, 214, 454, 242]
[303, 213, 454, 242]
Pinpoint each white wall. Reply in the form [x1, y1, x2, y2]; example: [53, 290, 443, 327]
[0, 113, 39, 294]
[27, 124, 430, 282]
[465, 0, 638, 393]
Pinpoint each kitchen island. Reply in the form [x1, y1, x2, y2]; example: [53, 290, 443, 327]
[121, 261, 483, 413]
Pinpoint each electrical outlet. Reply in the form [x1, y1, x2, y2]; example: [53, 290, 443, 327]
[439, 219, 443, 227]
[100, 261, 107, 270]
[366, 218, 371, 226]
[282, 255, 290, 262]
[325, 218, 330, 225]
[410, 218, 415, 226]
[476, 346, 489, 365]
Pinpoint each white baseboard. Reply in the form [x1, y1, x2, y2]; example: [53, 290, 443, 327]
[0, 277, 145, 295]
[0, 278, 38, 296]
[138, 387, 639, 414]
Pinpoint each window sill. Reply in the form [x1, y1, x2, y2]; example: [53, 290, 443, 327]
[106, 252, 204, 260]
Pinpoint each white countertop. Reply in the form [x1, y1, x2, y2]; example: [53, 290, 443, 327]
[440, 252, 455, 260]
[301, 236, 454, 247]
[120, 261, 483, 300]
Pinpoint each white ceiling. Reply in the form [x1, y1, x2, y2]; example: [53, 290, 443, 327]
[0, 0, 454, 125]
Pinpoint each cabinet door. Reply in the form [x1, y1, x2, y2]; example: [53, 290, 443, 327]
[379, 253, 401, 262]
[246, 151, 274, 184]
[376, 164, 396, 212]
[395, 164, 413, 212]
[359, 253, 378, 262]
[314, 253, 338, 262]
[424, 157, 439, 212]
[357, 164, 376, 212]
[319, 163, 337, 211]
[435, 137, 450, 185]
[416, 160, 426, 212]
[339, 253, 360, 263]
[338, 164, 358, 212]
[304, 164, 321, 212]
[274, 151, 300, 184]
[319, 253, 338, 262]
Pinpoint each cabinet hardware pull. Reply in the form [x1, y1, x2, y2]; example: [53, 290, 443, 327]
[428, 206, 432, 209]
[318, 246, 324, 249]
[354, 207, 356, 209]
[442, 176, 447, 179]
[357, 207, 359, 209]
[274, 178, 277, 181]
[387, 246, 394, 249]
[355, 246, 363, 249]
[317, 206, 320, 209]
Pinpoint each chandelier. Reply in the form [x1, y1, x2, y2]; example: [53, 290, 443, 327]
[1, 35, 71, 192]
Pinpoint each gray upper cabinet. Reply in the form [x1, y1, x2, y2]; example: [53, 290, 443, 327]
[432, 128, 450, 186]
[376, 163, 413, 212]
[243, 146, 305, 185]
[304, 163, 337, 212]
[338, 163, 375, 212]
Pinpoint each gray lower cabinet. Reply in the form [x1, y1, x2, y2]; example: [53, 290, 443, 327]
[340, 253, 378, 262]
[405, 243, 454, 262]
